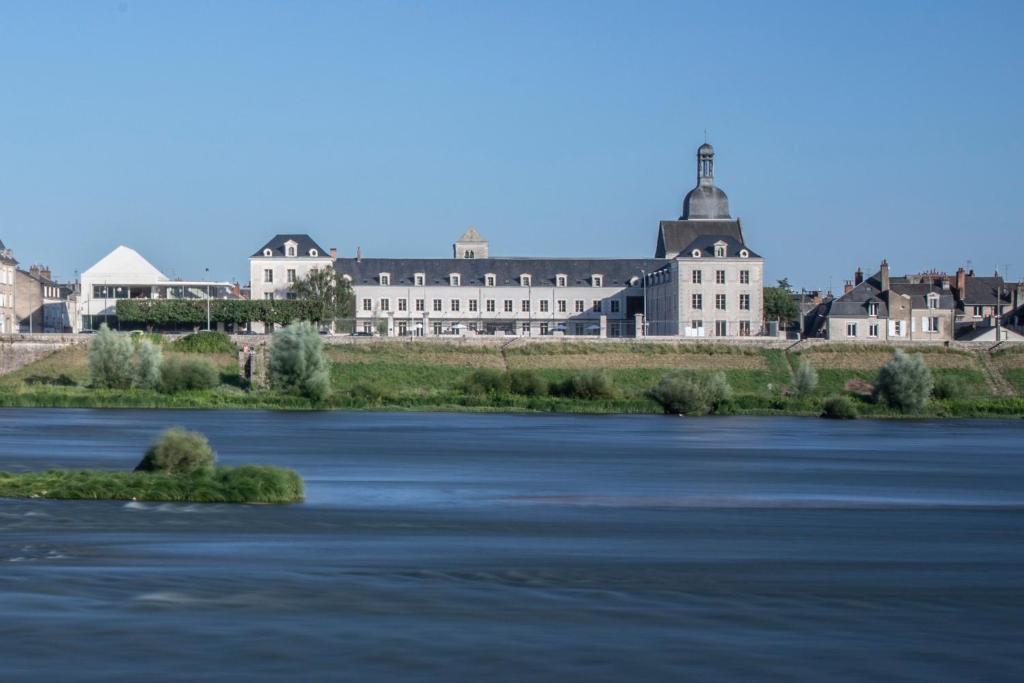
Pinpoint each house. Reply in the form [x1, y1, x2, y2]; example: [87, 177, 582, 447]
[14, 265, 78, 333]
[0, 239, 15, 334]
[950, 268, 1023, 340]
[79, 246, 232, 331]
[823, 261, 957, 341]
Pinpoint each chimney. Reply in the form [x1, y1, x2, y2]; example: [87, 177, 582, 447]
[40, 266, 52, 281]
[29, 264, 40, 277]
[880, 259, 890, 292]
[955, 267, 966, 295]
[843, 280, 853, 295]
[854, 267, 863, 286]
[330, 247, 337, 259]
[356, 246, 362, 263]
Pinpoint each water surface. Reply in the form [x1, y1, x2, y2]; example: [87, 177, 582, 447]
[1, 409, 1022, 681]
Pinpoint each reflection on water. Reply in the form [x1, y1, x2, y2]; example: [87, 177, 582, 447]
[0, 409, 1022, 682]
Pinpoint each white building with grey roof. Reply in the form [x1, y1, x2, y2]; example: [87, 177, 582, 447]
[249, 144, 766, 338]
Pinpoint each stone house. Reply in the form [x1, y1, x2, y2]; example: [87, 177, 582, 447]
[14, 265, 76, 333]
[0, 239, 15, 334]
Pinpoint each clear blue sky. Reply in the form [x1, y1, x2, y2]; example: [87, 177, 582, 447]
[0, 1, 1021, 290]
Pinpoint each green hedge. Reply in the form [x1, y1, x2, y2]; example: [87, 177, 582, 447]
[117, 299, 326, 326]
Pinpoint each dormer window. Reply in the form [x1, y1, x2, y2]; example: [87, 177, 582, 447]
[556, 274, 567, 287]
[284, 240, 298, 257]
[309, 248, 319, 257]
[591, 275, 603, 288]
[414, 273, 425, 286]
[926, 294, 939, 309]
[485, 274, 496, 287]
[714, 241, 727, 258]
[464, 250, 475, 259]
[449, 273, 461, 287]
[692, 249, 702, 258]
[379, 273, 391, 286]
[868, 302, 879, 316]
[520, 274, 532, 287]
[739, 249, 749, 258]
[263, 248, 272, 257]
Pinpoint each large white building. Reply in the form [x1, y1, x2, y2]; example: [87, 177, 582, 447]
[79, 246, 232, 331]
[249, 144, 765, 337]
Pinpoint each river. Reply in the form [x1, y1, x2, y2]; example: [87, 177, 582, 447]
[0, 409, 1022, 681]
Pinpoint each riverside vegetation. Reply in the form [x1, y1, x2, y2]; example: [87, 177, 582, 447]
[0, 427, 304, 503]
[2, 331, 1024, 418]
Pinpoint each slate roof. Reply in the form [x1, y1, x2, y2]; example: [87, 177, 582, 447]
[655, 219, 746, 258]
[959, 276, 1012, 306]
[252, 234, 329, 258]
[335, 257, 667, 287]
[0, 238, 15, 265]
[828, 271, 956, 318]
[674, 234, 761, 259]
[682, 185, 731, 219]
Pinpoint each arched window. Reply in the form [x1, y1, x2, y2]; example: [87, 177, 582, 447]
[287, 246, 296, 257]
[464, 250, 475, 259]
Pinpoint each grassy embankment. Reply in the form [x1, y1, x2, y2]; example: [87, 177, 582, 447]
[1, 337, 1023, 417]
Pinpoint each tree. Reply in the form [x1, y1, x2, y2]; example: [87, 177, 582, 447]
[89, 324, 135, 389]
[763, 286, 799, 325]
[792, 361, 818, 396]
[289, 267, 355, 329]
[133, 339, 163, 390]
[876, 350, 933, 412]
[268, 321, 331, 401]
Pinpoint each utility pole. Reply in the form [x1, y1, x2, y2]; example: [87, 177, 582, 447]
[641, 270, 648, 337]
[205, 267, 211, 332]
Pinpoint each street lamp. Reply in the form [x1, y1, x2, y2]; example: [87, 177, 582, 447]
[205, 267, 211, 332]
[641, 270, 648, 337]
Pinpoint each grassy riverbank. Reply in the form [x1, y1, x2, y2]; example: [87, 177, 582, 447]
[1, 340, 1023, 418]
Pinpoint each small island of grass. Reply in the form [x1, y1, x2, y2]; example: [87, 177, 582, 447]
[0, 427, 303, 504]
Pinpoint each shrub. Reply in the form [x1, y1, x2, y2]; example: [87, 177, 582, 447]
[460, 368, 510, 395]
[133, 339, 163, 390]
[792, 361, 818, 396]
[159, 356, 220, 392]
[130, 331, 164, 346]
[821, 395, 859, 419]
[648, 371, 732, 415]
[508, 369, 548, 396]
[876, 350, 933, 412]
[213, 465, 305, 504]
[932, 374, 966, 400]
[135, 427, 217, 475]
[171, 331, 237, 354]
[89, 324, 136, 389]
[348, 382, 394, 405]
[553, 370, 616, 400]
[269, 321, 331, 401]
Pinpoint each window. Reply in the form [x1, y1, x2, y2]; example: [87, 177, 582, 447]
[691, 249, 702, 258]
[379, 298, 390, 311]
[398, 321, 408, 336]
[451, 299, 460, 312]
[286, 292, 297, 300]
[469, 299, 478, 312]
[557, 300, 567, 313]
[415, 299, 425, 312]
[263, 249, 272, 257]
[715, 294, 726, 310]
[715, 270, 725, 284]
[287, 269, 296, 283]
[575, 323, 584, 335]
[574, 300, 584, 313]
[692, 293, 702, 310]
[715, 320, 727, 336]
[539, 300, 549, 312]
[894, 320, 903, 336]
[379, 273, 390, 286]
[739, 249, 749, 258]
[691, 320, 703, 330]
[692, 270, 702, 284]
[868, 302, 879, 316]
[362, 298, 372, 311]
[927, 296, 938, 309]
[925, 316, 940, 332]
[263, 269, 273, 283]
[486, 299, 496, 312]
[433, 299, 442, 312]
[264, 293, 275, 301]
[973, 305, 984, 317]
[539, 323, 549, 335]
[309, 249, 319, 257]
[398, 298, 408, 311]
[739, 293, 750, 310]
[521, 323, 531, 335]
[592, 275, 603, 287]
[464, 250, 474, 259]
[847, 322, 858, 337]
[714, 244, 726, 257]
[450, 274, 460, 287]
[593, 300, 602, 313]
[556, 275, 567, 287]
[485, 274, 496, 287]
[363, 322, 373, 334]
[610, 300, 620, 313]
[287, 246, 296, 257]
[739, 321, 751, 336]
[414, 273, 425, 286]
[433, 322, 442, 335]
[520, 274, 531, 287]
[504, 299, 513, 312]
[869, 323, 879, 338]
[739, 270, 750, 284]
[521, 300, 530, 312]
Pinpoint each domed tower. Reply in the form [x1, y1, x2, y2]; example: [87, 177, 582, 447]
[681, 143, 731, 220]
